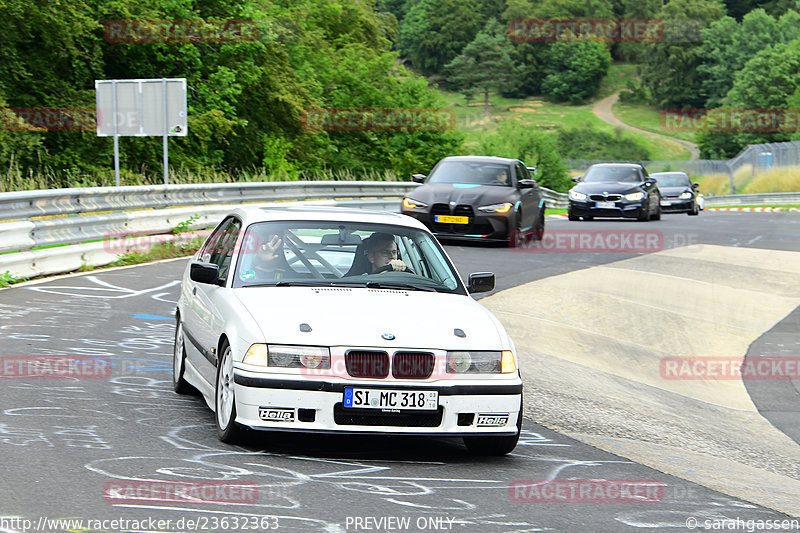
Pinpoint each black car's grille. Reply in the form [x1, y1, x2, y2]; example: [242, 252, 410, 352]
[589, 194, 622, 201]
[334, 403, 444, 427]
[430, 203, 476, 234]
[392, 352, 435, 379]
[346, 351, 390, 379]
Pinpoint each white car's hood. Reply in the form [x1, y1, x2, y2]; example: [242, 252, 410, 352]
[234, 287, 507, 350]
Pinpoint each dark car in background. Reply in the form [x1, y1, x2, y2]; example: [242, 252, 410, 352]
[651, 171, 700, 215]
[401, 156, 545, 246]
[568, 163, 661, 221]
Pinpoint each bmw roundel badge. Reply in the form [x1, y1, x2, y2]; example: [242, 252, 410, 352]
[382, 333, 395, 341]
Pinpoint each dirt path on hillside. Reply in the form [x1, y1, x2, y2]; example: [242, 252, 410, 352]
[593, 92, 700, 161]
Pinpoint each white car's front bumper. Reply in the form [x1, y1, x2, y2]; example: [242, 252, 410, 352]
[233, 370, 523, 436]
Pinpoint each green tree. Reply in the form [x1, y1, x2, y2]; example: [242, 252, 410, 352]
[698, 9, 782, 108]
[541, 40, 611, 104]
[697, 40, 800, 157]
[398, 0, 484, 75]
[445, 19, 517, 117]
[638, 0, 726, 109]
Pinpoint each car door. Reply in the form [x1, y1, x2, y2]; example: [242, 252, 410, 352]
[183, 216, 242, 386]
[515, 162, 540, 230]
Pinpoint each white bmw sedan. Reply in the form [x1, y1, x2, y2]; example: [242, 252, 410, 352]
[174, 206, 523, 455]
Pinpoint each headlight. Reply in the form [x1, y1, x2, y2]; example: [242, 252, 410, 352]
[403, 197, 428, 209]
[446, 350, 516, 374]
[244, 344, 330, 369]
[679, 191, 693, 199]
[624, 192, 645, 201]
[569, 190, 587, 201]
[477, 202, 513, 213]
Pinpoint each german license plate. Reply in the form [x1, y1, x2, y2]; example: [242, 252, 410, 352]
[434, 215, 469, 224]
[596, 201, 616, 209]
[343, 388, 438, 410]
[660, 200, 672, 206]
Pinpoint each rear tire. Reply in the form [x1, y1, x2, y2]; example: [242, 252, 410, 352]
[688, 203, 699, 216]
[216, 340, 245, 444]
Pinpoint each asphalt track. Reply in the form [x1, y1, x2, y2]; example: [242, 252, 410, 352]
[0, 211, 798, 532]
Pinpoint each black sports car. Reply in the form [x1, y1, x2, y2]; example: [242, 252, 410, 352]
[400, 155, 545, 246]
[651, 171, 700, 215]
[568, 163, 661, 221]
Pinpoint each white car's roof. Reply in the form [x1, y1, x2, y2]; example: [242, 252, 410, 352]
[231, 205, 429, 231]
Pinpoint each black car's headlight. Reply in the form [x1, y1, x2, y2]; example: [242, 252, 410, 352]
[402, 198, 428, 209]
[446, 350, 516, 374]
[244, 344, 331, 369]
[569, 190, 587, 201]
[624, 192, 645, 201]
[678, 191, 693, 199]
[477, 202, 513, 213]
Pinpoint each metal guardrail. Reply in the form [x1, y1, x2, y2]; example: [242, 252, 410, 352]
[703, 192, 800, 206]
[0, 181, 566, 281]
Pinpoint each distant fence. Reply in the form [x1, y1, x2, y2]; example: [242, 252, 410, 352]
[567, 140, 800, 194]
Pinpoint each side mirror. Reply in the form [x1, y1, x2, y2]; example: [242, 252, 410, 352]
[518, 179, 536, 189]
[691, 183, 699, 190]
[411, 174, 426, 183]
[467, 272, 495, 294]
[645, 177, 656, 185]
[571, 176, 581, 183]
[190, 262, 221, 285]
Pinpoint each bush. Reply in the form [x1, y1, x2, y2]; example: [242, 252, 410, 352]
[475, 120, 570, 191]
[556, 125, 651, 161]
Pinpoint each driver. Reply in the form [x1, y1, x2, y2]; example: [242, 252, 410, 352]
[365, 233, 411, 273]
[251, 232, 290, 281]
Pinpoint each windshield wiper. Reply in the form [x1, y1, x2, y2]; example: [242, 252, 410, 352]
[364, 281, 437, 292]
[243, 280, 334, 288]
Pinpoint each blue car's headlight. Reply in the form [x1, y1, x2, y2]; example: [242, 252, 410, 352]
[569, 190, 587, 201]
[679, 191, 693, 199]
[625, 192, 645, 201]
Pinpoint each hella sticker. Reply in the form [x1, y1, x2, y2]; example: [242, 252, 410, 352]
[476, 413, 509, 427]
[259, 407, 295, 422]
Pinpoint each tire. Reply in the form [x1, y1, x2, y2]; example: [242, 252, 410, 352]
[215, 340, 245, 443]
[688, 203, 699, 216]
[463, 396, 523, 456]
[568, 213, 579, 221]
[173, 319, 194, 395]
[508, 210, 523, 248]
[637, 205, 649, 221]
[583, 216, 593, 221]
[651, 204, 661, 221]
[534, 209, 545, 241]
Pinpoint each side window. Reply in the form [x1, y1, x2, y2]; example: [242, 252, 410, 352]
[201, 217, 241, 282]
[516, 163, 530, 183]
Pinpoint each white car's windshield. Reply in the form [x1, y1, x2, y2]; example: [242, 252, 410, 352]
[232, 220, 463, 293]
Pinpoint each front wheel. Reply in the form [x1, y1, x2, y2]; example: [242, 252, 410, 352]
[533, 209, 545, 241]
[651, 203, 661, 221]
[173, 319, 195, 395]
[688, 202, 699, 216]
[216, 340, 245, 443]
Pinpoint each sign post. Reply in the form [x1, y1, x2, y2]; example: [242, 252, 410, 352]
[95, 78, 187, 185]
